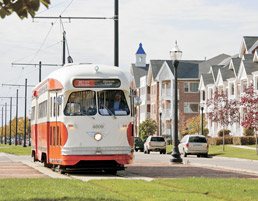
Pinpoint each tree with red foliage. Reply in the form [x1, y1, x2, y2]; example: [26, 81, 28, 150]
[240, 83, 258, 155]
[207, 89, 239, 151]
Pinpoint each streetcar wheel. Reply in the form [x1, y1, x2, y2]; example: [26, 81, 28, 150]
[105, 169, 117, 175]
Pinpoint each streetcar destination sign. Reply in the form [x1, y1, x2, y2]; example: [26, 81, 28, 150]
[73, 79, 121, 88]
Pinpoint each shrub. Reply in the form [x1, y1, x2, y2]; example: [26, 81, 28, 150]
[203, 128, 209, 136]
[207, 137, 233, 145]
[217, 129, 231, 137]
[180, 129, 188, 138]
[233, 136, 256, 145]
[243, 127, 254, 136]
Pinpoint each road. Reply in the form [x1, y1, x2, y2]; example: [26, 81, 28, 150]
[1, 152, 258, 181]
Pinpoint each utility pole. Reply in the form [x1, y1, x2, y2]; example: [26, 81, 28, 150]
[1, 107, 3, 144]
[4, 103, 7, 144]
[23, 79, 27, 147]
[63, 31, 66, 66]
[9, 97, 12, 145]
[33, 1, 120, 67]
[15, 90, 18, 146]
[114, 0, 119, 67]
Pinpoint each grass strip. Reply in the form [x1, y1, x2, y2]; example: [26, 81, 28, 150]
[2, 178, 258, 201]
[0, 144, 31, 155]
[154, 178, 258, 201]
[208, 145, 258, 160]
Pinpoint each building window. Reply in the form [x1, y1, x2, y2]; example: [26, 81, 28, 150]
[231, 84, 234, 95]
[202, 91, 205, 101]
[184, 102, 199, 113]
[184, 82, 199, 93]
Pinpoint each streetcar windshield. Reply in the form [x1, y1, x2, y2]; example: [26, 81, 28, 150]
[64, 90, 97, 116]
[98, 90, 130, 116]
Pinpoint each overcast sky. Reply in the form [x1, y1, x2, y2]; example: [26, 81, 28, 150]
[0, 0, 258, 118]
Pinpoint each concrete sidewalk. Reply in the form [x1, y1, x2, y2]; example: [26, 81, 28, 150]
[229, 145, 257, 150]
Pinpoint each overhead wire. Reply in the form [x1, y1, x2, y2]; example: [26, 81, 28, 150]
[5, 0, 75, 98]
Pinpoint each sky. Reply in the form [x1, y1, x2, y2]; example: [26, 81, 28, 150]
[0, 0, 258, 119]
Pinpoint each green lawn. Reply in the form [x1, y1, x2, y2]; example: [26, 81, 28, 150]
[167, 144, 258, 160]
[208, 145, 258, 160]
[0, 178, 258, 201]
[0, 144, 31, 155]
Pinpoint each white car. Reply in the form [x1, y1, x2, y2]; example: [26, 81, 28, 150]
[179, 135, 209, 157]
[144, 136, 166, 154]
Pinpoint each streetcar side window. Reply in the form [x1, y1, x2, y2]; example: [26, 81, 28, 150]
[50, 97, 52, 117]
[31, 107, 35, 121]
[50, 126, 52, 146]
[57, 126, 59, 146]
[64, 91, 96, 116]
[38, 100, 47, 119]
[98, 90, 130, 116]
[59, 126, 61, 146]
[53, 126, 56, 146]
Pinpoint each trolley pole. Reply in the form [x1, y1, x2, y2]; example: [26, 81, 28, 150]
[23, 79, 27, 147]
[114, 0, 119, 67]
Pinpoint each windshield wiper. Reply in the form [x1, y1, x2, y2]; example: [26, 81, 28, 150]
[104, 106, 117, 119]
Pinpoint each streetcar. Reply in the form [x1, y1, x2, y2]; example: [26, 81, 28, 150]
[31, 63, 134, 174]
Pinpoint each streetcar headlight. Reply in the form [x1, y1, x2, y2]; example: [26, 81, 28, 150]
[94, 133, 102, 141]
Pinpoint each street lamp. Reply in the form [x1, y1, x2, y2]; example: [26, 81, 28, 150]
[159, 107, 163, 136]
[170, 41, 183, 163]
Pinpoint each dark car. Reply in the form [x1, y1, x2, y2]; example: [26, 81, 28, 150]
[134, 137, 144, 152]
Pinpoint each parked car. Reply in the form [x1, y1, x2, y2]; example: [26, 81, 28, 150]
[134, 137, 144, 152]
[144, 136, 166, 154]
[179, 135, 209, 157]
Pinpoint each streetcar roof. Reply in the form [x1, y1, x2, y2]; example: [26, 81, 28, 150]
[32, 63, 132, 95]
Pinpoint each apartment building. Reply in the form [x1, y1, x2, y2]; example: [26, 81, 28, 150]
[131, 43, 231, 139]
[199, 36, 258, 137]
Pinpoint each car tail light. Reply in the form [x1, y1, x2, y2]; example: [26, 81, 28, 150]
[148, 142, 151, 146]
[186, 143, 189, 148]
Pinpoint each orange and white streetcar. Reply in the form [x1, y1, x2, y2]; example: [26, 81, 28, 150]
[31, 63, 134, 174]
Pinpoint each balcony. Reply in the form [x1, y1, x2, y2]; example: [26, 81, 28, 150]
[162, 88, 172, 99]
[161, 109, 172, 120]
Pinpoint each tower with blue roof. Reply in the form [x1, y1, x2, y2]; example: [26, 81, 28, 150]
[135, 43, 146, 67]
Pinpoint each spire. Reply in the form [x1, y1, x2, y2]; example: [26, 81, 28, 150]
[135, 43, 147, 67]
[136, 43, 146, 54]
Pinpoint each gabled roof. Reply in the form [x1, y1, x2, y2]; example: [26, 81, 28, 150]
[131, 64, 149, 88]
[201, 73, 214, 85]
[242, 54, 254, 61]
[230, 58, 241, 76]
[242, 60, 258, 75]
[198, 54, 231, 76]
[149, 60, 167, 80]
[220, 66, 235, 81]
[243, 36, 258, 50]
[166, 60, 200, 78]
[209, 65, 224, 81]
[136, 43, 146, 54]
